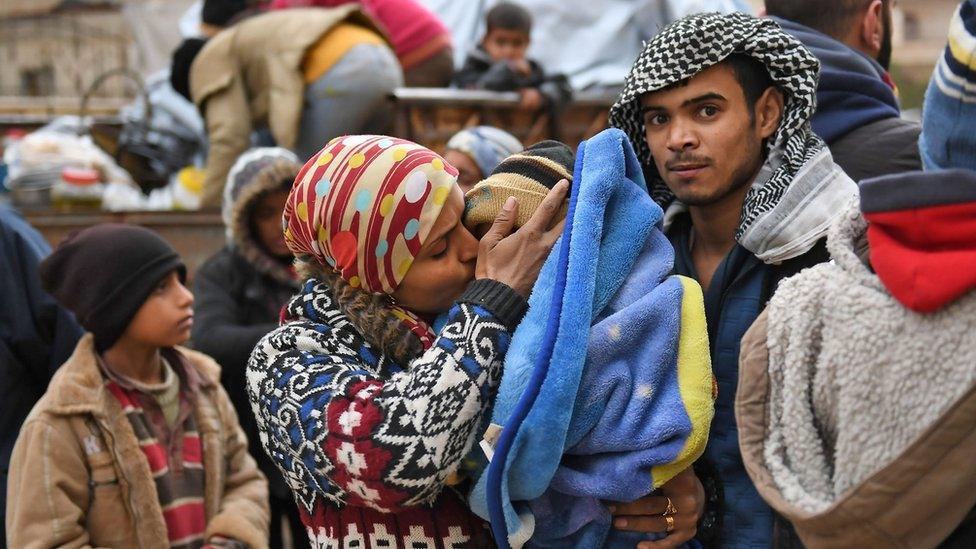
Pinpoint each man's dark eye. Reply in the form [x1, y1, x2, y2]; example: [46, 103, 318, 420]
[646, 114, 668, 126]
[699, 105, 719, 117]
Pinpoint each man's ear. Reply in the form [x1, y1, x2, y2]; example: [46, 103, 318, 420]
[859, 0, 885, 55]
[755, 87, 784, 141]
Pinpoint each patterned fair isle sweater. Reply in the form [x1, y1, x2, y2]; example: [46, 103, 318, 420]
[246, 278, 527, 548]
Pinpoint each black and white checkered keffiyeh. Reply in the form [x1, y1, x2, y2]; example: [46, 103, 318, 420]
[610, 12, 857, 263]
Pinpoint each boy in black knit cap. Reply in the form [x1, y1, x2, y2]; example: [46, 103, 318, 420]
[464, 139, 574, 236]
[6, 224, 269, 548]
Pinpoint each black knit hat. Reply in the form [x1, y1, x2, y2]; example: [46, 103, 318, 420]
[202, 0, 248, 26]
[39, 224, 186, 352]
[170, 38, 208, 102]
[463, 140, 574, 229]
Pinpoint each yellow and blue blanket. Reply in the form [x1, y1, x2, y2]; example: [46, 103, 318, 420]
[467, 129, 713, 547]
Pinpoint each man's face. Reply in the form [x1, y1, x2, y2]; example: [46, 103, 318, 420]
[639, 63, 774, 208]
[482, 27, 530, 62]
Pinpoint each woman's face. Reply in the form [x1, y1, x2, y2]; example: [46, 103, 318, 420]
[391, 185, 480, 315]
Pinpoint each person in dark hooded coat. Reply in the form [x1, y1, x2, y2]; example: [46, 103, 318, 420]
[0, 205, 83, 543]
[191, 147, 307, 549]
[766, 0, 922, 182]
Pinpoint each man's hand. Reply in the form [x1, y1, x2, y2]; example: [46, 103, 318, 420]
[608, 467, 705, 548]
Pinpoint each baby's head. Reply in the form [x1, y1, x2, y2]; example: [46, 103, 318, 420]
[482, 2, 533, 63]
[463, 140, 574, 237]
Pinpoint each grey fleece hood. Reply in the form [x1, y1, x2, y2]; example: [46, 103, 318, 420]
[221, 147, 301, 288]
[737, 199, 976, 548]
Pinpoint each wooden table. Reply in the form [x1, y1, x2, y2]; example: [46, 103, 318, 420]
[23, 209, 226, 283]
[391, 88, 618, 152]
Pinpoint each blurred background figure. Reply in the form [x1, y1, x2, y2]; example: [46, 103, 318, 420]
[766, 0, 923, 181]
[424, 0, 751, 91]
[192, 147, 307, 549]
[443, 126, 523, 193]
[920, 0, 976, 172]
[170, 0, 402, 206]
[0, 203, 83, 544]
[453, 2, 572, 111]
[269, 0, 456, 86]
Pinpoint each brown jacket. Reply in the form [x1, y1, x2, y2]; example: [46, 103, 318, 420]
[189, 6, 387, 206]
[737, 311, 976, 548]
[5, 334, 270, 549]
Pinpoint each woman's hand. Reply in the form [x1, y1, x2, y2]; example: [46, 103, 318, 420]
[476, 179, 569, 297]
[608, 467, 705, 548]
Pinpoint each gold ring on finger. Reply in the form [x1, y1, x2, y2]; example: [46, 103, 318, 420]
[664, 496, 678, 516]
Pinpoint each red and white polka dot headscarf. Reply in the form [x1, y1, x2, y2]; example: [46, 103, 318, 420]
[284, 135, 459, 295]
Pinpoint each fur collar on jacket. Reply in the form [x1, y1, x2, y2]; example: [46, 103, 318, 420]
[222, 148, 301, 289]
[42, 334, 218, 416]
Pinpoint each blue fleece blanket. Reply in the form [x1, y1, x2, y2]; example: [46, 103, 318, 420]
[467, 129, 705, 547]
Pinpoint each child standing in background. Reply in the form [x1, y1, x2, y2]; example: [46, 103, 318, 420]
[192, 148, 308, 549]
[6, 224, 269, 549]
[454, 1, 571, 111]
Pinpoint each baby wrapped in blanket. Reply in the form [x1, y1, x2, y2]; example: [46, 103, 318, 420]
[458, 129, 715, 548]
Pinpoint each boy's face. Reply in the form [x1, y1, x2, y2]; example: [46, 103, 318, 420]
[252, 189, 291, 258]
[482, 27, 530, 62]
[123, 270, 195, 348]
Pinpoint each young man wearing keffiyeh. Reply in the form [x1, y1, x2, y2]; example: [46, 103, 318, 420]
[610, 12, 857, 548]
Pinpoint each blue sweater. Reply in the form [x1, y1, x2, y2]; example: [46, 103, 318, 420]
[921, 0, 976, 171]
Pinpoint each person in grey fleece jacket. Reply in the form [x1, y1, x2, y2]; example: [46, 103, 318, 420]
[737, 171, 976, 549]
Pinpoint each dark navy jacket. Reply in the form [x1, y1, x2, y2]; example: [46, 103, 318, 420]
[668, 213, 828, 548]
[771, 16, 921, 181]
[0, 205, 83, 540]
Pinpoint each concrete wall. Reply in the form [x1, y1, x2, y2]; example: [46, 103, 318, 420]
[0, 9, 134, 98]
